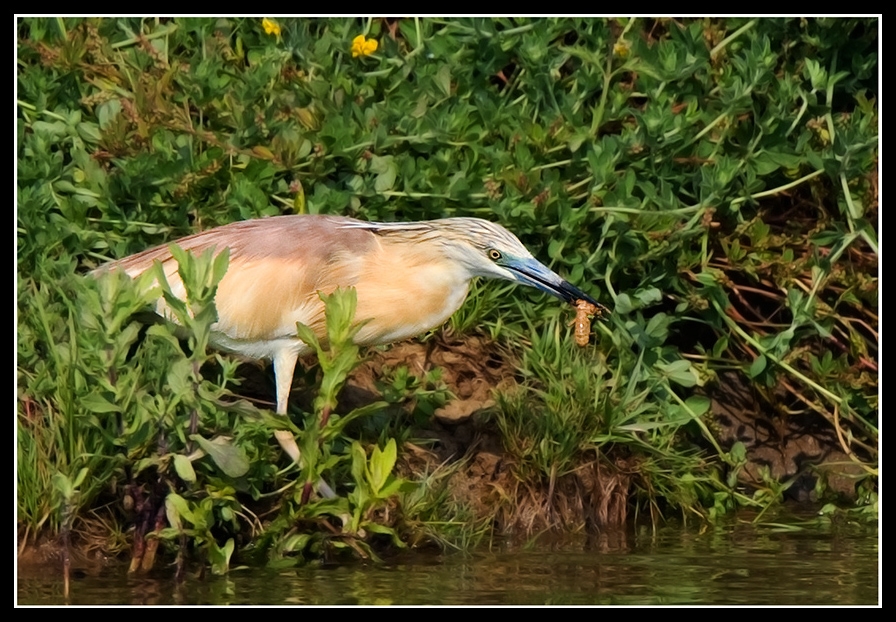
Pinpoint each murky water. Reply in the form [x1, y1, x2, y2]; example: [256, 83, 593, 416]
[18, 516, 878, 605]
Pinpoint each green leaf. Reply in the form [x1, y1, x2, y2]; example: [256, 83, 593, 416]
[368, 438, 397, 495]
[173, 454, 197, 483]
[748, 354, 767, 378]
[729, 441, 747, 464]
[77, 122, 102, 144]
[190, 435, 250, 478]
[351, 441, 368, 486]
[81, 392, 121, 413]
[97, 99, 122, 129]
[167, 358, 194, 397]
[684, 395, 710, 417]
[370, 155, 397, 193]
[657, 359, 697, 387]
[712, 335, 729, 358]
[294, 321, 320, 351]
[435, 65, 452, 97]
[375, 168, 396, 193]
[615, 421, 679, 432]
[369, 154, 393, 174]
[614, 293, 633, 314]
[165, 492, 192, 530]
[208, 537, 234, 575]
[364, 522, 406, 547]
[633, 287, 662, 306]
[804, 58, 826, 91]
[568, 132, 588, 153]
[280, 533, 312, 554]
[644, 313, 670, 341]
[51, 472, 74, 500]
[211, 247, 231, 286]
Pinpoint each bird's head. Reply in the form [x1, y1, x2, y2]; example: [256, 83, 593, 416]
[430, 218, 609, 316]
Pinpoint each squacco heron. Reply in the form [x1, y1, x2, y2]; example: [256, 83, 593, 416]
[100, 214, 607, 473]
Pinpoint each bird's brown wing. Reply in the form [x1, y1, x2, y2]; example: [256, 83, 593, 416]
[99, 215, 377, 343]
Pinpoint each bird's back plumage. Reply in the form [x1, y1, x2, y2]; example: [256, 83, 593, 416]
[99, 215, 485, 359]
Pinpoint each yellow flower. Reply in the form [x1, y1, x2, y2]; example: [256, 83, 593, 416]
[351, 34, 378, 58]
[613, 39, 630, 59]
[262, 18, 281, 38]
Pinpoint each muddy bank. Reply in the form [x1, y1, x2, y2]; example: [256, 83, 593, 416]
[288, 332, 866, 528]
[706, 371, 868, 502]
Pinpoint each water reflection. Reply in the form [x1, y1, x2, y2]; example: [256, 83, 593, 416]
[18, 517, 879, 605]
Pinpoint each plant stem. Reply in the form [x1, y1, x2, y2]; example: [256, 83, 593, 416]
[710, 19, 757, 59]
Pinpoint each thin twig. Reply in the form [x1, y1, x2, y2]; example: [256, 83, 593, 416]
[832, 404, 877, 474]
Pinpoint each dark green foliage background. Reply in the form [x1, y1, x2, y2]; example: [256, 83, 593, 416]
[17, 17, 878, 563]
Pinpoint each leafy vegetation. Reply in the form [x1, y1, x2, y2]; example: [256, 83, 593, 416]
[17, 17, 877, 570]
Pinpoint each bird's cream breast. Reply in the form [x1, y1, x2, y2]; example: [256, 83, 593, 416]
[351, 242, 470, 345]
[213, 255, 328, 341]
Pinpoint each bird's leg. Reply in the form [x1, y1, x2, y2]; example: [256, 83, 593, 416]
[273, 347, 302, 463]
[272, 347, 340, 502]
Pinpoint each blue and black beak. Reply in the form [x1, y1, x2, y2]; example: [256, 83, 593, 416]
[505, 257, 609, 319]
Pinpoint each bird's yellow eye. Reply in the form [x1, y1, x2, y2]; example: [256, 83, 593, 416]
[488, 249, 502, 261]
